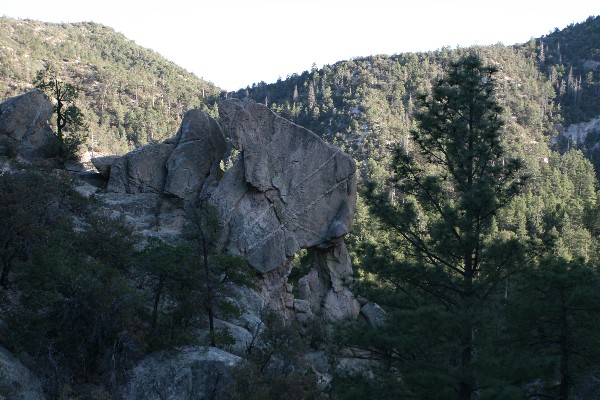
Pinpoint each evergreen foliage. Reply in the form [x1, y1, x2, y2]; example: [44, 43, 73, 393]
[0, 17, 223, 154]
[0, 169, 72, 286]
[1, 13, 600, 400]
[525, 16, 600, 125]
[334, 54, 528, 400]
[34, 64, 88, 160]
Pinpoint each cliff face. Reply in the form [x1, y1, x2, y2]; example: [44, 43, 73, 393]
[92, 98, 359, 320]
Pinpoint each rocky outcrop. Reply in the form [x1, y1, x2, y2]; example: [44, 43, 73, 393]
[359, 302, 387, 327]
[91, 155, 120, 179]
[561, 115, 600, 146]
[0, 347, 45, 400]
[94, 109, 226, 203]
[121, 346, 240, 400]
[94, 98, 359, 320]
[0, 89, 54, 159]
[215, 99, 356, 273]
[107, 142, 175, 193]
[164, 109, 226, 200]
[297, 244, 360, 319]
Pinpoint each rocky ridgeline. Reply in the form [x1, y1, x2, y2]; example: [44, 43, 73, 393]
[0, 90, 363, 399]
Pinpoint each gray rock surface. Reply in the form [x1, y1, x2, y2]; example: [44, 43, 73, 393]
[107, 143, 175, 193]
[213, 319, 254, 355]
[360, 302, 387, 327]
[0, 347, 45, 400]
[0, 89, 54, 159]
[105, 110, 226, 203]
[120, 346, 240, 400]
[91, 155, 120, 178]
[97, 98, 358, 320]
[94, 192, 186, 244]
[215, 99, 357, 273]
[298, 244, 360, 320]
[165, 110, 226, 200]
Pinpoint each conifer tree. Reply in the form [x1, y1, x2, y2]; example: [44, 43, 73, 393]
[336, 54, 527, 400]
[34, 64, 87, 160]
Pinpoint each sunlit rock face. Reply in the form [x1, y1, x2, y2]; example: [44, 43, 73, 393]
[0, 89, 54, 159]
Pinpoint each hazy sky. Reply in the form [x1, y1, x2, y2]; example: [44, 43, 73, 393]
[2, 1, 599, 91]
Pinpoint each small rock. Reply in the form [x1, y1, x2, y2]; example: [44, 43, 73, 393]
[360, 302, 387, 327]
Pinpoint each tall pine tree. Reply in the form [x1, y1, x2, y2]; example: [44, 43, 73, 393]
[335, 54, 527, 400]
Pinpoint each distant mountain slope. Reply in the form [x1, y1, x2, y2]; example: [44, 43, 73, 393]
[2, 16, 599, 171]
[0, 17, 223, 154]
[231, 45, 557, 182]
[520, 15, 600, 125]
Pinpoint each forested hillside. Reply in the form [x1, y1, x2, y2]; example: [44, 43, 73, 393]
[0, 17, 223, 154]
[525, 15, 600, 125]
[231, 17, 600, 398]
[2, 13, 600, 400]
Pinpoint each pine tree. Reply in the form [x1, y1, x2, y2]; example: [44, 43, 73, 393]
[33, 64, 87, 160]
[336, 54, 527, 399]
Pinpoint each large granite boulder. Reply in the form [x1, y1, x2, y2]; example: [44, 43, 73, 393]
[0, 347, 45, 400]
[106, 142, 175, 193]
[90, 154, 120, 179]
[95, 98, 359, 320]
[120, 346, 240, 400]
[0, 89, 54, 159]
[215, 99, 357, 273]
[164, 109, 226, 199]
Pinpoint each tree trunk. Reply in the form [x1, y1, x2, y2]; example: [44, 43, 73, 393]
[459, 270, 475, 400]
[0, 259, 10, 287]
[151, 274, 166, 330]
[0, 251, 14, 287]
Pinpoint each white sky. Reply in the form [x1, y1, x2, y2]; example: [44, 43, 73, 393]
[2, 0, 599, 91]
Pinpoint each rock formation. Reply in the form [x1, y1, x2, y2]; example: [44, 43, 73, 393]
[95, 108, 225, 200]
[92, 98, 360, 320]
[0, 90, 362, 399]
[215, 99, 356, 272]
[0, 89, 54, 160]
[121, 346, 240, 400]
[0, 346, 46, 400]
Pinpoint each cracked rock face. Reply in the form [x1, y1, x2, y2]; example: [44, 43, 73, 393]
[215, 99, 356, 273]
[94, 98, 358, 319]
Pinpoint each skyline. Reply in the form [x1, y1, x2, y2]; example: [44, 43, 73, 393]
[2, 1, 599, 91]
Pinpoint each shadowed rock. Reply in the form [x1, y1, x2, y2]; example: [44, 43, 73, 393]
[164, 110, 226, 199]
[95, 98, 359, 319]
[0, 346, 45, 400]
[108, 142, 175, 193]
[121, 346, 240, 400]
[100, 109, 226, 202]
